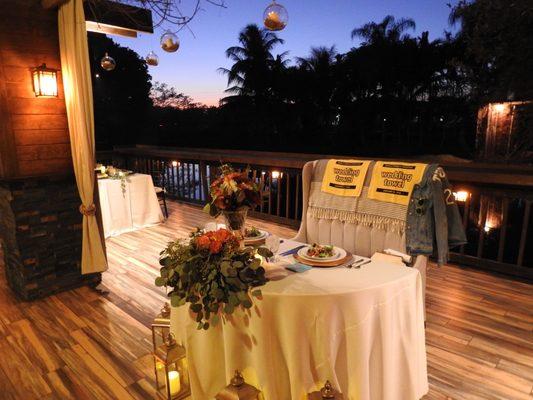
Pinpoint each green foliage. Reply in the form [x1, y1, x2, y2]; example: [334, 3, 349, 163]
[451, 0, 533, 101]
[155, 22, 477, 158]
[204, 164, 261, 217]
[87, 33, 153, 150]
[156, 234, 270, 329]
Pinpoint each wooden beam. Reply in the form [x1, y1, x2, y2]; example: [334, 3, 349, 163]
[85, 21, 137, 38]
[41, 0, 69, 9]
[84, 0, 153, 35]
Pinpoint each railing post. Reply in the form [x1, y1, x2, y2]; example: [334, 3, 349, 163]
[200, 161, 209, 202]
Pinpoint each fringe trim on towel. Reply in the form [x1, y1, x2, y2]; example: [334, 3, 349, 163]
[308, 206, 406, 235]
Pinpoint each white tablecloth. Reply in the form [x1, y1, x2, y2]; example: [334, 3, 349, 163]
[171, 240, 428, 400]
[98, 173, 164, 238]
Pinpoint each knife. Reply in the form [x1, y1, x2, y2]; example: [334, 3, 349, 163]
[350, 259, 371, 269]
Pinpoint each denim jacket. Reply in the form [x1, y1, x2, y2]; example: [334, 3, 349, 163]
[406, 164, 467, 265]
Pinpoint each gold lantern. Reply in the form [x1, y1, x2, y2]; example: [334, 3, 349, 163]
[161, 30, 180, 53]
[153, 333, 191, 400]
[146, 51, 159, 66]
[308, 381, 344, 400]
[32, 64, 58, 97]
[215, 370, 262, 400]
[263, 1, 288, 31]
[152, 303, 171, 350]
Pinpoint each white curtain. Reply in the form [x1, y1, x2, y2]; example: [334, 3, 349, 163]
[58, 0, 108, 274]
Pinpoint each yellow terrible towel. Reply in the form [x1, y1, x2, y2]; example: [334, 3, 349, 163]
[368, 161, 426, 206]
[321, 159, 371, 197]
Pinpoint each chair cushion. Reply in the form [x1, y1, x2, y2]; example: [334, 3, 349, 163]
[305, 214, 406, 258]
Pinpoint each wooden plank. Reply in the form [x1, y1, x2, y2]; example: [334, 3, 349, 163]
[9, 98, 66, 115]
[14, 129, 69, 146]
[17, 143, 71, 161]
[18, 158, 72, 176]
[0, 200, 531, 400]
[0, 50, 19, 177]
[11, 114, 68, 130]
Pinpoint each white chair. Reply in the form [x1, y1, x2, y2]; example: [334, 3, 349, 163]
[292, 161, 428, 316]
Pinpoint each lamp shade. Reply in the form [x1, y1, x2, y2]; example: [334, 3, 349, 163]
[32, 64, 58, 97]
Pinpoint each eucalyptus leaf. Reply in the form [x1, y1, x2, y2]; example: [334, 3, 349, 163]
[190, 303, 202, 313]
[257, 247, 274, 258]
[157, 224, 270, 330]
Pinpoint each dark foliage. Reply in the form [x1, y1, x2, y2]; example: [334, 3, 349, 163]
[91, 3, 533, 158]
[88, 33, 153, 149]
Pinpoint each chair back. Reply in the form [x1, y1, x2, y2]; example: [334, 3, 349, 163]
[294, 161, 407, 258]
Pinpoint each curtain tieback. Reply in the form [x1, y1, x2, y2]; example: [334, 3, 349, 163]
[79, 203, 96, 216]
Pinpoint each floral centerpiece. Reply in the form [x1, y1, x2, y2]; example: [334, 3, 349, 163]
[96, 164, 132, 195]
[156, 228, 272, 330]
[203, 164, 261, 240]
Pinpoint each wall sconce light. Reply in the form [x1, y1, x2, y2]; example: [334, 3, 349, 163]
[271, 171, 283, 179]
[492, 103, 507, 114]
[32, 64, 58, 97]
[453, 191, 470, 203]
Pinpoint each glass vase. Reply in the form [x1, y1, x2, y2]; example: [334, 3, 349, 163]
[222, 209, 248, 242]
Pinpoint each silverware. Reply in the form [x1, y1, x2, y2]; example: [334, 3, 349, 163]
[349, 258, 371, 269]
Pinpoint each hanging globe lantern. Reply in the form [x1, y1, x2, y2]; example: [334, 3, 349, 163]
[263, 1, 288, 31]
[160, 30, 180, 53]
[146, 51, 159, 66]
[100, 52, 116, 71]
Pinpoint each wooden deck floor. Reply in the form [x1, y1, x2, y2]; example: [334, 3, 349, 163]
[0, 200, 532, 400]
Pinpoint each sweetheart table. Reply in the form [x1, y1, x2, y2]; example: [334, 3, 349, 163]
[97, 173, 164, 238]
[170, 240, 428, 400]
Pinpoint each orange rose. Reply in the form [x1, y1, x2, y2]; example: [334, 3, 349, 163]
[196, 235, 210, 249]
[209, 240, 223, 254]
[214, 228, 231, 242]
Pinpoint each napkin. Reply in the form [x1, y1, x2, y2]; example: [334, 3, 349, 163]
[371, 252, 405, 266]
[285, 263, 312, 273]
[263, 256, 311, 279]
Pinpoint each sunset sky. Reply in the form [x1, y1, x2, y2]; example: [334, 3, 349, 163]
[114, 0, 457, 106]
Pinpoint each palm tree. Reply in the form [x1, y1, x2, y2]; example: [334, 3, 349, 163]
[295, 46, 339, 127]
[351, 15, 416, 44]
[218, 24, 284, 103]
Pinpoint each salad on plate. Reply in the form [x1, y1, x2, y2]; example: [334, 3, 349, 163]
[244, 226, 262, 238]
[306, 243, 335, 259]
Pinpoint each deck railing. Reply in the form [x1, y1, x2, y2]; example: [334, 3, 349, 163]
[97, 145, 533, 280]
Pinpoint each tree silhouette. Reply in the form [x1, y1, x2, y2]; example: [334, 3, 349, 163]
[351, 15, 416, 44]
[218, 24, 284, 104]
[93, 7, 531, 159]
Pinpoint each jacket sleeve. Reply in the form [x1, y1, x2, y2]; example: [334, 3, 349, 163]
[431, 169, 450, 265]
[443, 176, 468, 249]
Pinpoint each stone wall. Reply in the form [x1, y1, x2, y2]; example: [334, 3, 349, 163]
[0, 175, 100, 300]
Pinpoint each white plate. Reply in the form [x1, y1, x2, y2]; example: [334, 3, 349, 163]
[298, 246, 347, 263]
[244, 229, 268, 242]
